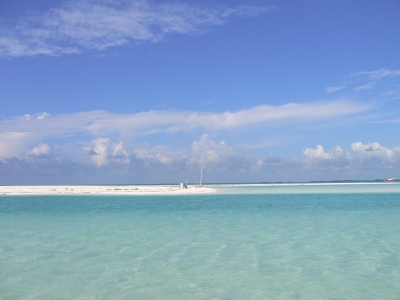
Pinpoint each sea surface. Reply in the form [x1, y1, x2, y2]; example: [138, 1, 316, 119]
[1, 184, 400, 299]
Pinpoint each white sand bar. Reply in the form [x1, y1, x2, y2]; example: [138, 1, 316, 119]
[0, 185, 217, 195]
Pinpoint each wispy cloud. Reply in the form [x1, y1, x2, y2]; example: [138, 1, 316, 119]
[352, 69, 400, 92]
[352, 69, 400, 81]
[353, 82, 376, 91]
[325, 68, 400, 94]
[375, 118, 400, 124]
[325, 86, 345, 93]
[0, 0, 277, 57]
[199, 100, 215, 106]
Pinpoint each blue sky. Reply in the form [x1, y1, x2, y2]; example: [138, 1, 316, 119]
[1, 0, 399, 184]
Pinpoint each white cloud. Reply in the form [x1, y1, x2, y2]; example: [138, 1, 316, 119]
[27, 143, 51, 156]
[0, 100, 372, 158]
[352, 69, 400, 81]
[36, 112, 50, 120]
[0, 132, 35, 158]
[302, 142, 400, 173]
[2, 137, 400, 184]
[351, 142, 400, 161]
[111, 142, 130, 164]
[199, 100, 215, 106]
[353, 68, 400, 93]
[134, 145, 175, 164]
[189, 134, 234, 166]
[303, 145, 351, 161]
[325, 86, 345, 93]
[303, 142, 400, 164]
[325, 68, 400, 94]
[354, 82, 376, 91]
[87, 137, 110, 166]
[132, 134, 234, 168]
[0, 135, 245, 183]
[0, 0, 276, 57]
[129, 135, 261, 178]
[84, 138, 131, 166]
[302, 144, 352, 172]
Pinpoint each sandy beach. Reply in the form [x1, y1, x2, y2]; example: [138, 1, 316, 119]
[0, 185, 217, 195]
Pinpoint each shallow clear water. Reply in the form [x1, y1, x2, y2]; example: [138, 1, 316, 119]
[1, 185, 400, 299]
[214, 182, 400, 194]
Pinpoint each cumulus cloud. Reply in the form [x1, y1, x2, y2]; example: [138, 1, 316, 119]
[132, 134, 235, 168]
[303, 145, 350, 160]
[112, 142, 130, 164]
[302, 142, 400, 172]
[89, 137, 110, 166]
[350, 142, 400, 171]
[302, 145, 351, 170]
[190, 134, 233, 166]
[0, 100, 372, 158]
[84, 138, 130, 166]
[27, 143, 51, 156]
[0, 0, 276, 57]
[351, 142, 400, 161]
[2, 136, 400, 184]
[127, 135, 270, 179]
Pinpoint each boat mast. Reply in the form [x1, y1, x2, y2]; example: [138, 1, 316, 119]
[199, 166, 204, 186]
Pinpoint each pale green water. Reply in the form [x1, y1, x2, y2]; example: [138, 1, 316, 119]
[1, 184, 400, 299]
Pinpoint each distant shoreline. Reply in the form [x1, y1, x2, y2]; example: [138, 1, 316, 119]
[258, 180, 394, 184]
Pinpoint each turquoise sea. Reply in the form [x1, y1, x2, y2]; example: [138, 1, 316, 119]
[1, 184, 400, 299]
